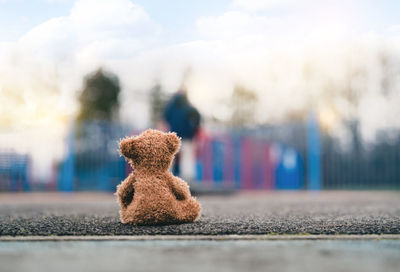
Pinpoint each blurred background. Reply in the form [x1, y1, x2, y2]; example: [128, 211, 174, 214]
[1, 0, 400, 193]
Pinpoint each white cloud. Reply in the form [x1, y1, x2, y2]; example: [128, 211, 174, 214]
[20, 0, 159, 60]
[197, 11, 282, 39]
[231, 0, 298, 11]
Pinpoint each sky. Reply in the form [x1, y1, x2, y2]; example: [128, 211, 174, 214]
[1, 0, 400, 179]
[1, 0, 400, 42]
[1, 0, 400, 40]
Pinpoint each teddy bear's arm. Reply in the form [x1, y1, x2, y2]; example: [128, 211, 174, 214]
[116, 175, 135, 208]
[169, 177, 190, 201]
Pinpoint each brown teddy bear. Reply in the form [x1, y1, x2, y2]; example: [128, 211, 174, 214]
[116, 129, 201, 225]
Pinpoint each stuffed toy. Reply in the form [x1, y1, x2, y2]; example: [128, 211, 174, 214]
[116, 129, 201, 225]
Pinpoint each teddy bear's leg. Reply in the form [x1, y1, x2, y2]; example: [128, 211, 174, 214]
[119, 208, 129, 224]
[119, 206, 137, 224]
[121, 201, 165, 225]
[175, 198, 202, 223]
[167, 177, 201, 223]
[116, 176, 135, 209]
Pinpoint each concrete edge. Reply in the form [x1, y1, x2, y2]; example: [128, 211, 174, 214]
[1, 234, 400, 241]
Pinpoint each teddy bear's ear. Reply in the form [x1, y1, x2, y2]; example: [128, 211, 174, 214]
[166, 132, 181, 154]
[119, 137, 137, 159]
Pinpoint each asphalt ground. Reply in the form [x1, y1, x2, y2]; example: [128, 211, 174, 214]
[1, 191, 399, 236]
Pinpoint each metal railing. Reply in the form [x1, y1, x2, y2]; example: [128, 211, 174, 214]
[1, 119, 399, 192]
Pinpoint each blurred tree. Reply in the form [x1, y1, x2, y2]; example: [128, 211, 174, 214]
[73, 69, 124, 188]
[76, 68, 121, 123]
[149, 83, 167, 127]
[229, 85, 257, 128]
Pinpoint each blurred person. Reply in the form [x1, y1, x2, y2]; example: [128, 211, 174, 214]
[163, 87, 200, 180]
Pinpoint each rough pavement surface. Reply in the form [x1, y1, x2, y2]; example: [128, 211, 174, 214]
[0, 192, 399, 236]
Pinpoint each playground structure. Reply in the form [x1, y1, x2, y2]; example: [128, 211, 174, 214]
[53, 123, 307, 192]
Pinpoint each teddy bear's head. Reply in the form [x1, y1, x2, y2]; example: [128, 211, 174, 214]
[119, 129, 181, 171]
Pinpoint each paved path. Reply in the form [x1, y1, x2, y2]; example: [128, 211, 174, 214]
[1, 191, 399, 236]
[2, 240, 400, 272]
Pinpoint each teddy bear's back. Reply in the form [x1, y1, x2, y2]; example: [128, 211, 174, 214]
[126, 171, 180, 224]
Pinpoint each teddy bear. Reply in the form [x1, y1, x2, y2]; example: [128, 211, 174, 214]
[116, 129, 201, 225]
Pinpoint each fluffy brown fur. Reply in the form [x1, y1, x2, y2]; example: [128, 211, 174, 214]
[116, 129, 201, 225]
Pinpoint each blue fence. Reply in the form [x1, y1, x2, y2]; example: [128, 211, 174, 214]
[0, 152, 30, 191]
[57, 121, 129, 191]
[1, 119, 399, 192]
